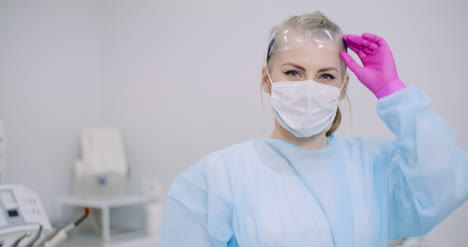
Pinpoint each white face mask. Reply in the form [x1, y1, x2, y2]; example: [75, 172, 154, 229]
[267, 70, 344, 138]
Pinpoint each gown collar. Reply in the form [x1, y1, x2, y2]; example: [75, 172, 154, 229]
[260, 134, 338, 155]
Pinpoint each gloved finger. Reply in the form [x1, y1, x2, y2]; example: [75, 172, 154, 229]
[346, 43, 368, 59]
[345, 38, 379, 57]
[362, 47, 373, 55]
[346, 41, 373, 56]
[340, 51, 362, 75]
[343, 34, 379, 50]
[342, 35, 363, 48]
[362, 33, 388, 48]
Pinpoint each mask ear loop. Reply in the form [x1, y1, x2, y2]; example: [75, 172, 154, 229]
[337, 78, 347, 101]
[266, 69, 273, 87]
[340, 79, 346, 91]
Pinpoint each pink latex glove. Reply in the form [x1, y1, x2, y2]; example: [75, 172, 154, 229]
[340, 33, 406, 99]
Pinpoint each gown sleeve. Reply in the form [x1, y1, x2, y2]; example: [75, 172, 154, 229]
[376, 86, 468, 239]
[158, 152, 236, 247]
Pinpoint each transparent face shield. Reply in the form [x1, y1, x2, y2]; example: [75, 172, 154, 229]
[266, 28, 348, 89]
[266, 28, 347, 63]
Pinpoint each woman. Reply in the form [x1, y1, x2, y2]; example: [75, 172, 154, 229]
[159, 11, 467, 247]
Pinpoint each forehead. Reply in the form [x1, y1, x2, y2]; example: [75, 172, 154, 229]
[269, 40, 343, 70]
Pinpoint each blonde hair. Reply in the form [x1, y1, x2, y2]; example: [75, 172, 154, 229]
[266, 11, 347, 137]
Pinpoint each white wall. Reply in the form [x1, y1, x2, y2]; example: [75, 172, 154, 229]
[0, 0, 467, 244]
[0, 0, 105, 219]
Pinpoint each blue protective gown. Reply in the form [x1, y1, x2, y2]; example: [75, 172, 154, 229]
[159, 86, 468, 247]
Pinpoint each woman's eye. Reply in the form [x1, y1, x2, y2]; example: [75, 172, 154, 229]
[285, 70, 301, 78]
[320, 73, 336, 80]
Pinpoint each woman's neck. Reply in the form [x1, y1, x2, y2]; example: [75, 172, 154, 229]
[268, 120, 329, 151]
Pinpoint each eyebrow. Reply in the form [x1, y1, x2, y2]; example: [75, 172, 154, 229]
[281, 63, 339, 73]
[318, 67, 339, 73]
[281, 62, 306, 71]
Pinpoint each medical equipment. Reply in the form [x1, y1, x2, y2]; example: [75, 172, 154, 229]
[0, 185, 52, 247]
[74, 128, 129, 197]
[0, 121, 6, 184]
[37, 208, 90, 247]
[54, 127, 162, 246]
[0, 185, 93, 247]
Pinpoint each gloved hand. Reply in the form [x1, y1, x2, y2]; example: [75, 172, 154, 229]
[340, 33, 406, 99]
